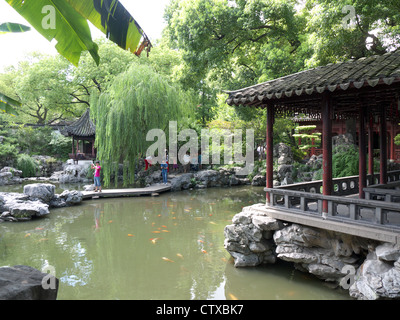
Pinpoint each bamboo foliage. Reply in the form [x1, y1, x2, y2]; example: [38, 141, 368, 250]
[91, 63, 194, 187]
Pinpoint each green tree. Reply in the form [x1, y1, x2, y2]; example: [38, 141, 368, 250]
[12, 53, 77, 124]
[91, 62, 195, 187]
[302, 0, 400, 65]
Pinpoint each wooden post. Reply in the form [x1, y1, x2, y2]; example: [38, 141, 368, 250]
[359, 106, 367, 198]
[380, 106, 387, 184]
[266, 104, 274, 205]
[322, 93, 332, 213]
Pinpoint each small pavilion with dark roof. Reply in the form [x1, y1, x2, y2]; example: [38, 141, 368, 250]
[225, 50, 400, 236]
[62, 108, 96, 163]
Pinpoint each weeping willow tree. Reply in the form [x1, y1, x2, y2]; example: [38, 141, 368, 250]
[91, 63, 194, 187]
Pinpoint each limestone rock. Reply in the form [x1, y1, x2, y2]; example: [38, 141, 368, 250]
[252, 215, 283, 231]
[24, 183, 55, 203]
[0, 192, 49, 221]
[350, 253, 400, 300]
[273, 224, 369, 282]
[375, 243, 400, 262]
[50, 190, 83, 208]
[224, 209, 280, 267]
[170, 173, 194, 191]
[0, 265, 58, 300]
[0, 167, 23, 186]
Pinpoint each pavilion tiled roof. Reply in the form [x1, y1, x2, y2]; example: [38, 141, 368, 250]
[226, 49, 400, 107]
[62, 108, 96, 138]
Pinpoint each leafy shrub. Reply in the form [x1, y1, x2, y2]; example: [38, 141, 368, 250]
[0, 143, 18, 163]
[49, 130, 72, 160]
[332, 146, 359, 178]
[16, 154, 38, 178]
[15, 126, 53, 155]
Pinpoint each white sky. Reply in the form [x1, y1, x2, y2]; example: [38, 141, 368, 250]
[0, 0, 170, 72]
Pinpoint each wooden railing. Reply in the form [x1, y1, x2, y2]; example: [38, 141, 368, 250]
[275, 170, 400, 196]
[264, 170, 400, 231]
[264, 187, 400, 230]
[364, 180, 400, 202]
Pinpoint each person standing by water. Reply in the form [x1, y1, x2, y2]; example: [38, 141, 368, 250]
[161, 159, 168, 184]
[91, 161, 102, 192]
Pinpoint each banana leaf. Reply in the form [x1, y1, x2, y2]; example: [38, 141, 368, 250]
[5, 0, 151, 66]
[0, 93, 20, 116]
[0, 22, 30, 34]
[6, 0, 100, 66]
[65, 0, 150, 55]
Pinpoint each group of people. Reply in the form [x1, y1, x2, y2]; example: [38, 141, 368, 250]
[145, 150, 203, 184]
[91, 149, 206, 189]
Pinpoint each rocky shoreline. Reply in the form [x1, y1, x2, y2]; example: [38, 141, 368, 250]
[224, 204, 400, 300]
[0, 183, 82, 223]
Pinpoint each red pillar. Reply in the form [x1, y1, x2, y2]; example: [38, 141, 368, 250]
[380, 106, 388, 184]
[266, 104, 274, 205]
[322, 93, 332, 213]
[359, 106, 367, 198]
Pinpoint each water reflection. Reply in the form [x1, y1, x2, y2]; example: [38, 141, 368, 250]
[0, 186, 350, 300]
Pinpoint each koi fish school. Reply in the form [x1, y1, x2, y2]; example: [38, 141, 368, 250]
[155, 304, 244, 317]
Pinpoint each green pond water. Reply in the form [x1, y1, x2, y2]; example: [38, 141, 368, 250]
[0, 184, 351, 300]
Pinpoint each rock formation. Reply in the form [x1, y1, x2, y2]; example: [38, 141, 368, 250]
[0, 183, 83, 222]
[224, 204, 400, 300]
[0, 265, 58, 300]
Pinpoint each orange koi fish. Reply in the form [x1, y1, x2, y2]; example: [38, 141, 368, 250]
[228, 293, 238, 300]
[176, 253, 184, 259]
[201, 250, 207, 254]
[161, 230, 169, 233]
[35, 227, 43, 230]
[162, 257, 174, 263]
[162, 225, 167, 228]
[108, 220, 113, 223]
[152, 231, 161, 233]
[197, 240, 204, 243]
[127, 234, 134, 237]
[209, 221, 217, 225]
[24, 233, 31, 238]
[150, 238, 160, 244]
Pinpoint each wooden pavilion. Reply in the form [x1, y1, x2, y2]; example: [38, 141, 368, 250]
[293, 116, 400, 162]
[62, 108, 96, 163]
[226, 50, 400, 215]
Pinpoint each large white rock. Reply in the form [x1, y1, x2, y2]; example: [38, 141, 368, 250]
[23, 183, 55, 203]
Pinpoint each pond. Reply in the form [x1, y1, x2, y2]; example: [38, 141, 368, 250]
[0, 185, 351, 300]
